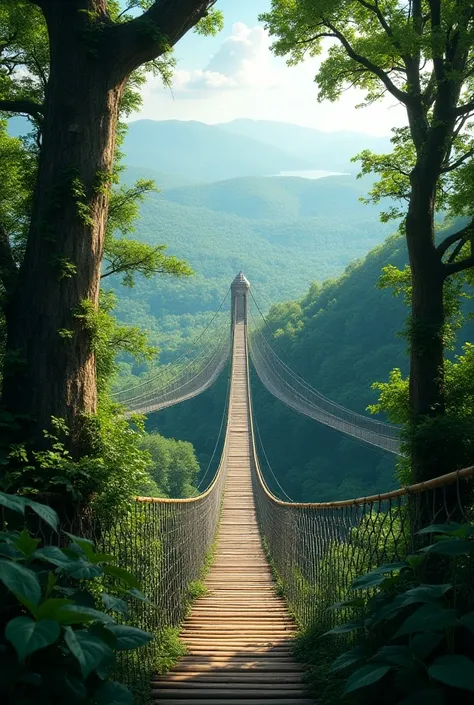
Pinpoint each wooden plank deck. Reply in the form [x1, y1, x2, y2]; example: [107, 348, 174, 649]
[151, 322, 313, 704]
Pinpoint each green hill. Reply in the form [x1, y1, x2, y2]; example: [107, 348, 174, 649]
[148, 232, 410, 500]
[161, 175, 379, 221]
[149, 226, 473, 502]
[122, 120, 311, 181]
[218, 119, 392, 172]
[110, 173, 394, 362]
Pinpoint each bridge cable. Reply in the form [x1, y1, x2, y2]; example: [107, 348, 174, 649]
[252, 409, 294, 502]
[197, 360, 232, 491]
[112, 286, 231, 398]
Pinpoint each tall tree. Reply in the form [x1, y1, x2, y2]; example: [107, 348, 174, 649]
[0, 0, 221, 453]
[261, 0, 474, 481]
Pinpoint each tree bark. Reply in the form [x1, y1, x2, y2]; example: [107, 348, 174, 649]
[406, 163, 445, 482]
[2, 1, 123, 451]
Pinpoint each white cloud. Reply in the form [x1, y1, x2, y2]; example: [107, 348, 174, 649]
[173, 22, 276, 94]
[132, 21, 407, 136]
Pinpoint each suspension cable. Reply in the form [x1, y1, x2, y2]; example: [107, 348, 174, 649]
[112, 286, 231, 398]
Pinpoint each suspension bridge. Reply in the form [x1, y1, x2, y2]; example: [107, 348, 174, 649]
[107, 274, 473, 703]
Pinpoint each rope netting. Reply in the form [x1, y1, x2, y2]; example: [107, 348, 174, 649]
[248, 302, 401, 456]
[112, 289, 232, 415]
[243, 319, 474, 634]
[94, 459, 228, 690]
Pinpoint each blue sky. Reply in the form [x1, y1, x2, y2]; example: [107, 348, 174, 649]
[129, 1, 406, 135]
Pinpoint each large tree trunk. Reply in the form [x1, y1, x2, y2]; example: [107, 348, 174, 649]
[405, 166, 445, 482]
[2, 2, 123, 452]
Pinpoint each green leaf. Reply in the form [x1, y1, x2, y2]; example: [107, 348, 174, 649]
[91, 553, 115, 564]
[343, 664, 390, 695]
[105, 625, 153, 650]
[96, 681, 132, 705]
[64, 532, 95, 559]
[5, 617, 60, 660]
[24, 499, 58, 531]
[126, 587, 153, 605]
[395, 603, 457, 637]
[352, 563, 406, 590]
[0, 491, 26, 514]
[0, 558, 41, 605]
[417, 522, 473, 537]
[406, 554, 426, 569]
[55, 605, 115, 625]
[14, 529, 40, 558]
[324, 619, 365, 635]
[409, 632, 444, 660]
[0, 544, 22, 559]
[401, 584, 452, 604]
[101, 593, 129, 615]
[33, 545, 72, 567]
[330, 646, 367, 672]
[373, 645, 413, 669]
[63, 560, 104, 580]
[423, 539, 473, 556]
[64, 627, 114, 678]
[55, 587, 96, 608]
[328, 597, 366, 611]
[36, 598, 74, 621]
[104, 564, 141, 589]
[429, 655, 474, 692]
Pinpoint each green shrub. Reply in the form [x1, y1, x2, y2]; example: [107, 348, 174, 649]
[327, 522, 474, 704]
[0, 491, 153, 705]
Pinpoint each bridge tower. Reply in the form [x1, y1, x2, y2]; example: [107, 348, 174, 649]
[231, 272, 250, 325]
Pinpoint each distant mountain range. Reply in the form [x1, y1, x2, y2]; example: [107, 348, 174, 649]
[122, 119, 391, 182]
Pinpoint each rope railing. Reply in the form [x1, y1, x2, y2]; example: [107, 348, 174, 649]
[120, 328, 230, 416]
[112, 288, 232, 415]
[80, 327, 239, 691]
[245, 320, 474, 631]
[248, 308, 402, 455]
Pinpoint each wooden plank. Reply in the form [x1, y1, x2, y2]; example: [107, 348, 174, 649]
[151, 322, 311, 703]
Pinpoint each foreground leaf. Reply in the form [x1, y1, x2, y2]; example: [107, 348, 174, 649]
[25, 499, 59, 531]
[0, 492, 26, 515]
[5, 617, 60, 660]
[101, 593, 129, 615]
[0, 558, 41, 605]
[395, 603, 457, 637]
[64, 627, 114, 678]
[429, 655, 474, 692]
[343, 664, 390, 694]
[55, 605, 115, 625]
[96, 680, 132, 705]
[104, 564, 141, 589]
[105, 625, 153, 650]
[330, 645, 367, 672]
[422, 539, 473, 556]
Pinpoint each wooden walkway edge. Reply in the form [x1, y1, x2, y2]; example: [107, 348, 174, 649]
[151, 322, 313, 704]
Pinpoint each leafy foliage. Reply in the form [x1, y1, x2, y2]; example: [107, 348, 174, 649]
[0, 491, 153, 705]
[327, 523, 474, 704]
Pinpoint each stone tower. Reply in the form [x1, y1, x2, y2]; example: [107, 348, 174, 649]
[231, 272, 250, 325]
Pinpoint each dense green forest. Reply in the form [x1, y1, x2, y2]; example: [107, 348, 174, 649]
[109, 169, 394, 367]
[150, 232, 409, 501]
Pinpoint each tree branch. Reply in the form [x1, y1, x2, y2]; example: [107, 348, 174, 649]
[322, 18, 411, 106]
[441, 148, 474, 174]
[0, 99, 44, 120]
[111, 0, 217, 78]
[444, 254, 474, 277]
[437, 220, 474, 257]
